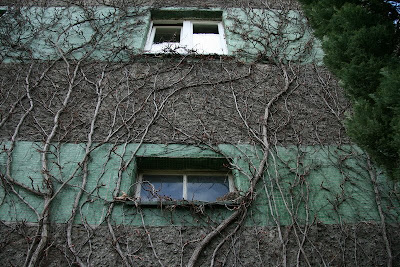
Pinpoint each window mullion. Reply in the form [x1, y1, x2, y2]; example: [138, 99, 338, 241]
[218, 22, 228, 55]
[136, 174, 143, 199]
[181, 21, 193, 50]
[144, 21, 155, 51]
[183, 174, 187, 200]
[228, 174, 234, 192]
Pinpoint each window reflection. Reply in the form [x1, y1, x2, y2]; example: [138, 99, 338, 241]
[187, 175, 229, 202]
[138, 173, 232, 202]
[141, 175, 183, 201]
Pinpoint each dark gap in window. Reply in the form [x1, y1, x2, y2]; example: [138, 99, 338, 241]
[151, 10, 223, 21]
[153, 23, 183, 27]
[137, 157, 230, 172]
[0, 10, 5, 17]
[153, 27, 181, 43]
[193, 24, 219, 34]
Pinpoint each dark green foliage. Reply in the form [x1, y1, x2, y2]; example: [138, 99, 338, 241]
[298, 0, 400, 179]
[347, 65, 400, 178]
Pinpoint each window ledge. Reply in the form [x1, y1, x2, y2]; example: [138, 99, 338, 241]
[114, 199, 240, 208]
[140, 52, 235, 60]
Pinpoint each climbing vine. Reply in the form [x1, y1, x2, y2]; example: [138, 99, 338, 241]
[0, 0, 399, 266]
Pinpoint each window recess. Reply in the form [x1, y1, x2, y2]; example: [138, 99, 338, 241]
[135, 157, 236, 203]
[144, 20, 228, 55]
[0, 7, 7, 17]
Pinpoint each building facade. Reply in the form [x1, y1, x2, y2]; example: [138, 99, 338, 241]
[0, 0, 399, 266]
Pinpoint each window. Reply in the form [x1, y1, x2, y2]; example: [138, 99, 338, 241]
[0, 8, 6, 17]
[135, 157, 235, 202]
[144, 20, 228, 55]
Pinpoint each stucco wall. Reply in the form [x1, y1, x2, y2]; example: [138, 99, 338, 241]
[0, 58, 398, 266]
[1, 223, 399, 266]
[0, 1, 399, 266]
[0, 6, 322, 63]
[0, 60, 342, 144]
[1, 141, 398, 226]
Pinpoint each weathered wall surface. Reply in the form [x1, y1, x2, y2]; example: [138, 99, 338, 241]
[1, 56, 399, 264]
[0, 60, 345, 145]
[0, 1, 399, 266]
[1, 223, 400, 266]
[0, 0, 302, 9]
[2, 141, 397, 226]
[0, 5, 321, 62]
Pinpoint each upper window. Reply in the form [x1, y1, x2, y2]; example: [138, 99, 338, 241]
[144, 20, 228, 55]
[0, 8, 6, 17]
[135, 157, 235, 203]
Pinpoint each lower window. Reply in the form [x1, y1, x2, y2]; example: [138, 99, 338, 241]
[135, 157, 234, 202]
[137, 173, 233, 202]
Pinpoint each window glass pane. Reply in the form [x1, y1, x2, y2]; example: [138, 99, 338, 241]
[187, 175, 229, 202]
[141, 175, 183, 201]
[153, 27, 181, 44]
[193, 24, 219, 34]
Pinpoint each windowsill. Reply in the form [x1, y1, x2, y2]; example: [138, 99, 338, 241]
[133, 53, 236, 64]
[140, 52, 234, 60]
[114, 199, 240, 208]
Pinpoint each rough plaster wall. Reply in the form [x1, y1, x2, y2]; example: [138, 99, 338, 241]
[0, 0, 301, 9]
[0, 1, 397, 265]
[2, 141, 395, 225]
[0, 59, 348, 145]
[1, 223, 399, 266]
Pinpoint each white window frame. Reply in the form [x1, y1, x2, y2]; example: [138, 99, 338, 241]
[136, 170, 234, 202]
[144, 20, 228, 55]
